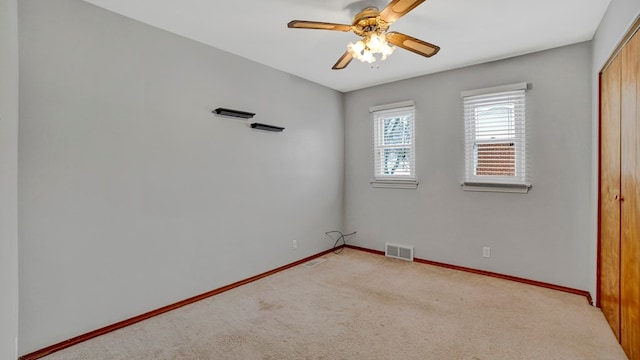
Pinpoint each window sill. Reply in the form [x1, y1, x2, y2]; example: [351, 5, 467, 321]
[462, 182, 531, 193]
[371, 179, 419, 189]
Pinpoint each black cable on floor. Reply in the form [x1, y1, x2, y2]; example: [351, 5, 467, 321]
[325, 230, 356, 254]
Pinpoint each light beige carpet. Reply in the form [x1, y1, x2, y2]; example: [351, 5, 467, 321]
[42, 248, 626, 359]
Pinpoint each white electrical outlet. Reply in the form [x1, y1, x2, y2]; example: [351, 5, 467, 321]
[292, 239, 297, 250]
[483, 246, 491, 258]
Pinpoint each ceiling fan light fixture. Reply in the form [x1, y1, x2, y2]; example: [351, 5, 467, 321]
[379, 38, 395, 60]
[347, 31, 396, 64]
[348, 40, 366, 54]
[368, 33, 385, 51]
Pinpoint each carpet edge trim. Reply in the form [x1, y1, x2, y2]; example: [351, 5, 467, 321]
[18, 247, 338, 360]
[345, 244, 593, 305]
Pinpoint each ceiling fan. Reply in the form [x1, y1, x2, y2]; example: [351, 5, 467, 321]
[287, 0, 440, 70]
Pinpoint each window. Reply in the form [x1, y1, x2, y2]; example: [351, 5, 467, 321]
[461, 83, 530, 193]
[370, 101, 417, 189]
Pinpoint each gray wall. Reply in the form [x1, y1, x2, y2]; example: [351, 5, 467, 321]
[592, 0, 640, 69]
[18, 0, 344, 353]
[344, 42, 593, 291]
[0, 0, 20, 358]
[589, 0, 640, 299]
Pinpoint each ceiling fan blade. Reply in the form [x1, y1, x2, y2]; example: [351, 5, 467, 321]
[379, 0, 426, 24]
[386, 31, 440, 57]
[332, 51, 353, 70]
[287, 20, 352, 32]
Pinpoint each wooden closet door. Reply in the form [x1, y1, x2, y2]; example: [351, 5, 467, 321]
[621, 29, 640, 359]
[600, 50, 622, 341]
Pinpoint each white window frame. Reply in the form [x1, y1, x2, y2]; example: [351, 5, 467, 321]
[461, 83, 531, 193]
[370, 101, 418, 189]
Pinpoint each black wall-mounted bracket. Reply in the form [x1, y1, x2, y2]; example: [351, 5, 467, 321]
[213, 108, 255, 119]
[250, 123, 285, 132]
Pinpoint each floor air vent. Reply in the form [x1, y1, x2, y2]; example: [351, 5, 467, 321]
[385, 243, 414, 261]
[304, 258, 326, 268]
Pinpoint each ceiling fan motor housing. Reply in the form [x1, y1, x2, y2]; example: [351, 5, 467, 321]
[352, 7, 390, 36]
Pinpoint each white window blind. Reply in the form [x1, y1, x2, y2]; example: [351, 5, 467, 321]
[462, 84, 529, 191]
[372, 103, 416, 183]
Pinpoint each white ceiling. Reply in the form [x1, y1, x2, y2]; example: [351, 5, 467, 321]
[81, 0, 611, 93]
